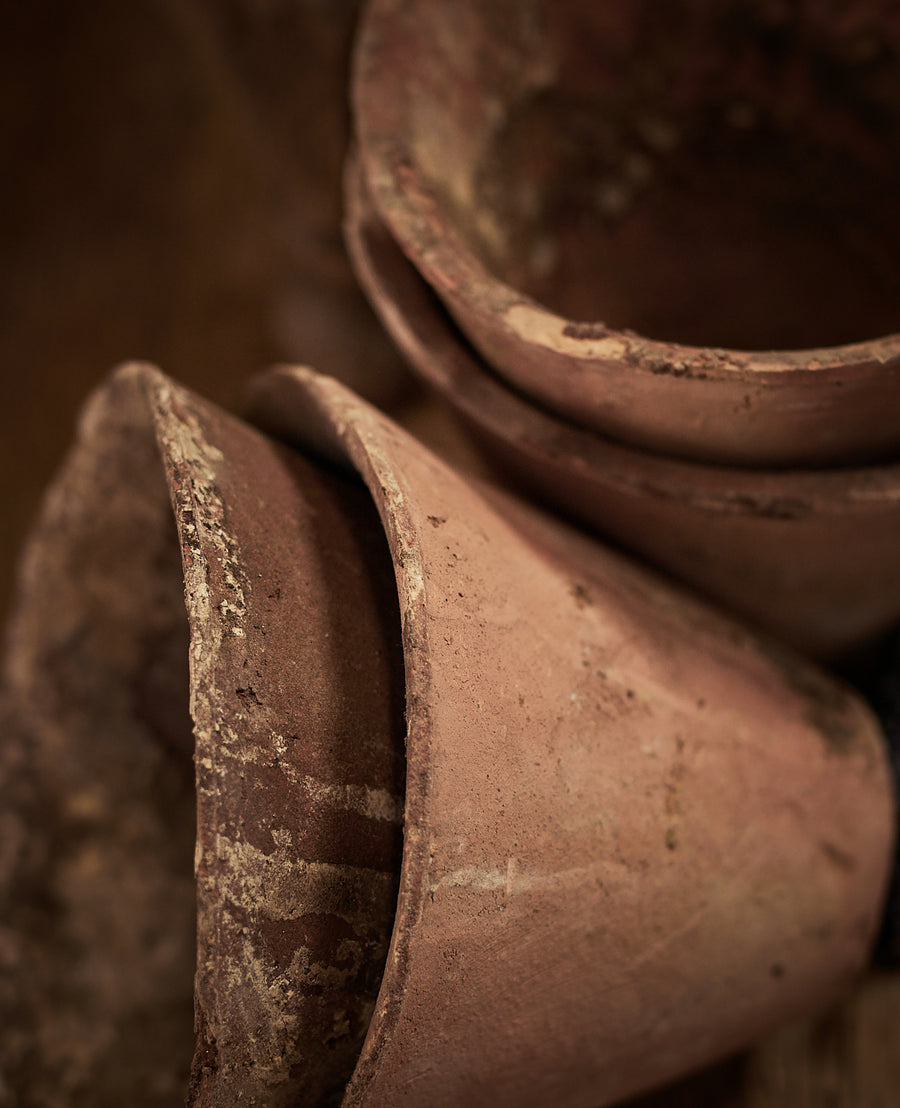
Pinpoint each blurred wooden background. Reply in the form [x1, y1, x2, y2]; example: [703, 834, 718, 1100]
[0, 0, 414, 619]
[1, 2, 898, 1104]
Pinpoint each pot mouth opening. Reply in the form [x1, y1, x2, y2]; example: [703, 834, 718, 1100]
[423, 1, 900, 352]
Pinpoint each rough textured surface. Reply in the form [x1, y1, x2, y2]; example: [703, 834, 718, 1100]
[5, 4, 900, 1103]
[1, 370, 197, 1107]
[344, 159, 900, 661]
[155, 372, 406, 1107]
[355, 0, 900, 466]
[0, 365, 405, 1106]
[252, 367, 894, 1108]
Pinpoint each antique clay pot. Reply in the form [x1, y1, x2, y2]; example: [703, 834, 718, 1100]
[354, 0, 900, 466]
[253, 366, 893, 1107]
[344, 156, 900, 661]
[1, 364, 894, 1106]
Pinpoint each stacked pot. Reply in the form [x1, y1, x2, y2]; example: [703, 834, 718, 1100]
[339, 0, 900, 1098]
[351, 0, 900, 662]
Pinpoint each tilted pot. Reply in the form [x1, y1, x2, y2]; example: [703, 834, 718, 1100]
[344, 155, 900, 661]
[253, 366, 894, 1107]
[354, 0, 900, 467]
[1, 364, 894, 1107]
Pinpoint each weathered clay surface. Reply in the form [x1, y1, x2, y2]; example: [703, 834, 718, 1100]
[354, 0, 900, 466]
[252, 366, 894, 1108]
[0, 365, 405, 1106]
[344, 157, 900, 660]
[1, 372, 198, 1106]
[1, 360, 897, 1106]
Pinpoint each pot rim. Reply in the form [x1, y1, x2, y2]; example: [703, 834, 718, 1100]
[353, 0, 900, 465]
[247, 365, 438, 1104]
[344, 152, 900, 518]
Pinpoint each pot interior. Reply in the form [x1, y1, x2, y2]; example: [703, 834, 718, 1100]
[412, 0, 900, 350]
[8, 414, 198, 1106]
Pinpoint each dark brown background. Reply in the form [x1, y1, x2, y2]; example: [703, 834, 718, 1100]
[0, 0, 413, 619]
[2, 2, 898, 1104]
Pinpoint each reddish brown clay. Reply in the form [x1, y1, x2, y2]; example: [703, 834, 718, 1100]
[0, 365, 405, 1107]
[344, 156, 900, 660]
[354, 0, 900, 467]
[252, 365, 894, 1108]
[2, 361, 896, 1106]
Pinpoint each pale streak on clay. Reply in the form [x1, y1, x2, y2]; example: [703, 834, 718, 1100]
[504, 302, 629, 360]
[196, 723, 404, 823]
[214, 837, 397, 928]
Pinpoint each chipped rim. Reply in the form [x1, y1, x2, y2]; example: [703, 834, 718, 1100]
[344, 151, 900, 519]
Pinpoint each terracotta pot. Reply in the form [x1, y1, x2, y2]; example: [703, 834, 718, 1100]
[3, 363, 894, 1106]
[344, 155, 900, 660]
[0, 364, 406, 1107]
[353, 0, 900, 467]
[252, 365, 893, 1108]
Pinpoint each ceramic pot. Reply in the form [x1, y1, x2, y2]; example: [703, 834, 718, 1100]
[353, 0, 900, 467]
[2, 363, 894, 1107]
[252, 365, 893, 1108]
[0, 364, 406, 1107]
[344, 156, 900, 661]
